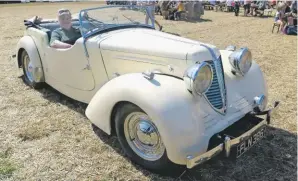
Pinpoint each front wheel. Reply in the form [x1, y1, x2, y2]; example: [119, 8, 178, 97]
[115, 103, 183, 174]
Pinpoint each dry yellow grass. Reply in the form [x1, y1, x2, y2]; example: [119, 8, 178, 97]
[0, 2, 297, 181]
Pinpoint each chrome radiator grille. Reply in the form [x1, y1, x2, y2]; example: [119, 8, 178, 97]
[204, 57, 227, 114]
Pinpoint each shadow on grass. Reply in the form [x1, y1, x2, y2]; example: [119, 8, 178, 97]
[92, 123, 298, 181]
[247, 14, 274, 19]
[22, 78, 297, 181]
[208, 7, 274, 19]
[238, 14, 274, 19]
[31, 82, 88, 117]
[173, 18, 212, 24]
[183, 126, 297, 181]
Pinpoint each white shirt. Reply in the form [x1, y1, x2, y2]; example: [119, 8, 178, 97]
[226, 0, 233, 6]
[244, 0, 250, 5]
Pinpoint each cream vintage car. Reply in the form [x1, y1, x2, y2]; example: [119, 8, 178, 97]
[14, 5, 279, 173]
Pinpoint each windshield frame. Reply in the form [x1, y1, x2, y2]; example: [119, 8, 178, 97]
[78, 5, 155, 40]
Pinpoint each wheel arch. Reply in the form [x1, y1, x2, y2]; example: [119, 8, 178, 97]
[17, 48, 25, 68]
[109, 100, 161, 136]
[109, 101, 132, 136]
[16, 35, 45, 83]
[86, 73, 207, 165]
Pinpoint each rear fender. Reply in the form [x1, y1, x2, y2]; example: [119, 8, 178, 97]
[16, 35, 45, 82]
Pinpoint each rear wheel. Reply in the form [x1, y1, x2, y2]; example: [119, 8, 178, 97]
[115, 103, 184, 174]
[21, 50, 44, 89]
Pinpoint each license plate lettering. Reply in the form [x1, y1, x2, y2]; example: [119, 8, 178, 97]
[253, 133, 259, 145]
[247, 137, 253, 147]
[237, 142, 246, 156]
[236, 127, 266, 158]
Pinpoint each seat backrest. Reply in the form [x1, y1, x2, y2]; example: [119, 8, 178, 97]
[38, 21, 81, 41]
[39, 23, 60, 32]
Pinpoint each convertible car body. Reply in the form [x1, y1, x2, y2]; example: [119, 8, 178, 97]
[14, 5, 279, 172]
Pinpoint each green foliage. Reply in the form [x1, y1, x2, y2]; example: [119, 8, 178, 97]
[0, 148, 17, 179]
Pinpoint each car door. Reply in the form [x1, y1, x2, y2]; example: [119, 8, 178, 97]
[44, 38, 95, 91]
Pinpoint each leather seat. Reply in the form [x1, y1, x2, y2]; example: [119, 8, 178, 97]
[39, 21, 81, 41]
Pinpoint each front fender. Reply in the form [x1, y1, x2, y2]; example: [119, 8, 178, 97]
[86, 73, 208, 165]
[220, 49, 268, 108]
[16, 35, 45, 82]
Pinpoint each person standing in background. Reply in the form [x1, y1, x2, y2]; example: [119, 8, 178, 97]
[174, 1, 185, 20]
[243, 0, 251, 16]
[234, 0, 240, 16]
[142, 0, 163, 31]
[226, 0, 233, 12]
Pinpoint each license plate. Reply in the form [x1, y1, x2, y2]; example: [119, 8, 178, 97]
[236, 126, 266, 158]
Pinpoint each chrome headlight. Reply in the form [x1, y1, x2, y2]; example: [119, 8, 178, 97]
[229, 47, 252, 76]
[183, 62, 213, 95]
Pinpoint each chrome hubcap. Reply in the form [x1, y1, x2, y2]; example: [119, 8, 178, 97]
[124, 112, 165, 161]
[23, 54, 34, 82]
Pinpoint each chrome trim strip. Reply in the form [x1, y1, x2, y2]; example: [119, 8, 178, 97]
[228, 120, 267, 147]
[186, 143, 224, 168]
[114, 55, 167, 66]
[201, 44, 227, 115]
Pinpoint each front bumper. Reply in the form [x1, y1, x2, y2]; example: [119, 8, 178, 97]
[186, 101, 280, 169]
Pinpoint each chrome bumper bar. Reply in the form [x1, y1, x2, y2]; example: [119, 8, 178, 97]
[186, 101, 280, 169]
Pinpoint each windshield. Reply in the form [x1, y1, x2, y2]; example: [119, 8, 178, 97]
[78, 5, 154, 38]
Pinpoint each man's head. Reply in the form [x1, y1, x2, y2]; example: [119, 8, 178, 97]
[58, 8, 72, 30]
[286, 1, 292, 6]
[277, 2, 287, 11]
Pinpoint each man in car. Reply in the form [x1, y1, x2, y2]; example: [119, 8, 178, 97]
[50, 9, 82, 49]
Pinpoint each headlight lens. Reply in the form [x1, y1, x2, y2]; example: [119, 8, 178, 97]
[229, 47, 252, 76]
[183, 62, 213, 95]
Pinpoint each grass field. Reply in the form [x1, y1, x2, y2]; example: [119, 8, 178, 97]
[0, 2, 297, 181]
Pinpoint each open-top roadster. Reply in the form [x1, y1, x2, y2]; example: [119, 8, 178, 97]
[14, 5, 279, 173]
